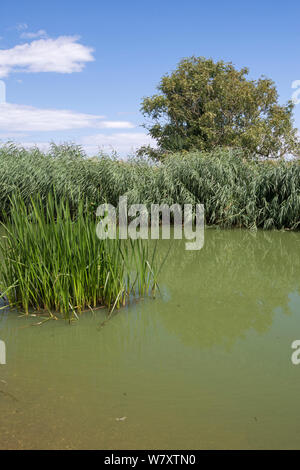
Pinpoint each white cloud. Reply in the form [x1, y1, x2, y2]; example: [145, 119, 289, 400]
[0, 132, 28, 139]
[0, 36, 94, 77]
[16, 23, 28, 31]
[0, 103, 135, 132]
[12, 141, 51, 153]
[81, 132, 156, 154]
[20, 29, 48, 39]
[97, 121, 135, 129]
[2, 133, 155, 156]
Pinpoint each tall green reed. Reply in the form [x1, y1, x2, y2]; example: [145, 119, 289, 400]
[0, 192, 160, 320]
[0, 143, 299, 230]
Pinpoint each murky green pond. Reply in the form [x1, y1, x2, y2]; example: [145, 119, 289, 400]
[0, 229, 300, 449]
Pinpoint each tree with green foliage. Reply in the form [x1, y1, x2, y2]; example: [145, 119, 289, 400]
[139, 57, 300, 160]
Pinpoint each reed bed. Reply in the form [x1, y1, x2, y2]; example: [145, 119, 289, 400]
[0, 193, 159, 320]
[0, 143, 299, 230]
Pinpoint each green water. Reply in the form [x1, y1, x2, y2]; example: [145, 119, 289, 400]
[0, 229, 300, 449]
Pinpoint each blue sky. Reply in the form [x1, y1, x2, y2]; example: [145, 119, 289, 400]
[1, 0, 300, 155]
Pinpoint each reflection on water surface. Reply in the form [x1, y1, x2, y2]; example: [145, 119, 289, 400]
[0, 230, 300, 449]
